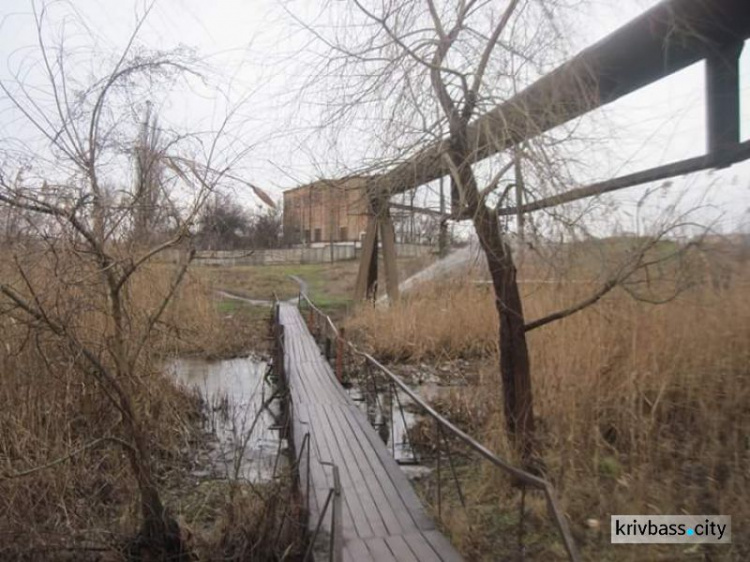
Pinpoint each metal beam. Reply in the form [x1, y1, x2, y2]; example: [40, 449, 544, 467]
[372, 0, 750, 197]
[498, 140, 750, 216]
[706, 42, 743, 156]
[389, 202, 445, 218]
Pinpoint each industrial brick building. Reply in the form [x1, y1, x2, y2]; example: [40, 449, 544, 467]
[282, 177, 371, 245]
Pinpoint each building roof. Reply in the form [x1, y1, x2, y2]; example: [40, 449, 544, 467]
[282, 176, 374, 197]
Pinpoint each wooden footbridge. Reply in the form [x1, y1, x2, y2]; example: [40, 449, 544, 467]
[275, 301, 462, 562]
[271, 296, 579, 562]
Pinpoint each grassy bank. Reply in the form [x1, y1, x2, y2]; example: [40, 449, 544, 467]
[346, 256, 750, 560]
[192, 253, 435, 312]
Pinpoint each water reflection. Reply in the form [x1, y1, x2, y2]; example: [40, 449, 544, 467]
[346, 378, 419, 464]
[170, 356, 286, 483]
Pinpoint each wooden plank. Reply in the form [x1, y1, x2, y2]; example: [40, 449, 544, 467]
[299, 405, 358, 540]
[365, 537, 398, 562]
[293, 415, 321, 527]
[423, 530, 464, 562]
[384, 536, 419, 562]
[345, 538, 375, 562]
[294, 404, 335, 538]
[402, 532, 442, 562]
[290, 351, 331, 407]
[328, 405, 414, 535]
[317, 405, 390, 538]
[309, 358, 350, 404]
[343, 404, 435, 531]
[309, 404, 378, 539]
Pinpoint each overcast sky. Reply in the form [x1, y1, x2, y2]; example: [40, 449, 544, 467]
[1, 0, 748, 235]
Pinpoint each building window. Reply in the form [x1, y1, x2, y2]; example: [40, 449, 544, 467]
[339, 226, 348, 241]
[314, 228, 322, 242]
[304, 229, 310, 243]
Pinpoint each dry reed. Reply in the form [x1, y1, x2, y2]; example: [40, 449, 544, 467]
[347, 250, 750, 560]
[0, 251, 295, 559]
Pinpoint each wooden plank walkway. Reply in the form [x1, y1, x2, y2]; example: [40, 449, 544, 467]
[279, 303, 462, 562]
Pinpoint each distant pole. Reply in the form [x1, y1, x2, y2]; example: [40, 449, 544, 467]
[438, 175, 448, 258]
[307, 185, 313, 247]
[514, 149, 525, 260]
[329, 183, 335, 263]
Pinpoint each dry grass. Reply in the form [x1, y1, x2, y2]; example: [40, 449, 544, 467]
[347, 279, 499, 360]
[347, 250, 750, 560]
[0, 252, 296, 560]
[0, 261, 201, 557]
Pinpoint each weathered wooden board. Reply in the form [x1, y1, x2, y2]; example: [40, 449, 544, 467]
[278, 304, 463, 561]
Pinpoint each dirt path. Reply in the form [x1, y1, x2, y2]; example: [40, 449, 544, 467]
[218, 275, 309, 306]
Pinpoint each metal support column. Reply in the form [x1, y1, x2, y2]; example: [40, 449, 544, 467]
[353, 215, 379, 301]
[706, 41, 743, 159]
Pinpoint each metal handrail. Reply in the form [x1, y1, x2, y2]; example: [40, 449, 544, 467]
[298, 291, 581, 562]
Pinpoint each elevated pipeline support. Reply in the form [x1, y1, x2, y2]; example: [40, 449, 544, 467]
[370, 0, 750, 199]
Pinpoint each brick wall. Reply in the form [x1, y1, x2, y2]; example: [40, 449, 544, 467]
[283, 177, 370, 244]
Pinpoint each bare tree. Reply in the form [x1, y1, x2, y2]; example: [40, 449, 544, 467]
[131, 101, 168, 246]
[289, 0, 710, 465]
[284, 0, 573, 462]
[196, 193, 253, 250]
[0, 2, 265, 556]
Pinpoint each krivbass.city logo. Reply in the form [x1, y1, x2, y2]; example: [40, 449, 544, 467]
[611, 515, 731, 544]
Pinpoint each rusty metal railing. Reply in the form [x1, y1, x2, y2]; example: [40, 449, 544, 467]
[298, 292, 581, 562]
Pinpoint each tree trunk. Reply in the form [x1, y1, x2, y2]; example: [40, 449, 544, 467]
[473, 205, 535, 462]
[120, 397, 186, 559]
[448, 133, 536, 462]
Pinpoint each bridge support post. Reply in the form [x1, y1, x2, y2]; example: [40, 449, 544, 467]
[354, 197, 401, 303]
[706, 41, 743, 160]
[336, 327, 345, 382]
[354, 215, 379, 301]
[379, 206, 400, 303]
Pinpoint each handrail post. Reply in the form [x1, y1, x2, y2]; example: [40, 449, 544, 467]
[331, 465, 343, 562]
[389, 381, 395, 458]
[304, 489, 333, 562]
[302, 433, 311, 516]
[435, 418, 442, 520]
[335, 327, 345, 382]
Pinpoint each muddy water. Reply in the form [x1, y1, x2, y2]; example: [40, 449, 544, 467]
[348, 383, 419, 463]
[345, 367, 465, 482]
[171, 356, 286, 483]
[346, 376, 454, 481]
